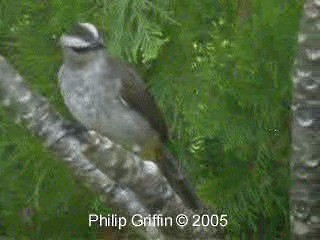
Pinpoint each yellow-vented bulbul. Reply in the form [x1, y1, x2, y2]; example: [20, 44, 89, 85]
[58, 23, 203, 210]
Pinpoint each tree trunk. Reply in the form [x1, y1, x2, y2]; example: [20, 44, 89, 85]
[290, 1, 320, 239]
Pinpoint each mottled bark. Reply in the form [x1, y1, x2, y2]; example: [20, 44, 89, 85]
[290, 0, 320, 239]
[0, 56, 225, 239]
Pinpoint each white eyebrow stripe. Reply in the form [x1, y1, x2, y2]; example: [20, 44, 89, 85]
[79, 22, 99, 40]
[60, 35, 91, 48]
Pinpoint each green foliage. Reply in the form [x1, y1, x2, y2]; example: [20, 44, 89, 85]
[99, 0, 176, 63]
[0, 0, 303, 239]
[148, 0, 302, 238]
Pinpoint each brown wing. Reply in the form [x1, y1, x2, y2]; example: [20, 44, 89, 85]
[119, 67, 168, 142]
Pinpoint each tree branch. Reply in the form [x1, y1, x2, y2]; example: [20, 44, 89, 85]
[0, 55, 225, 239]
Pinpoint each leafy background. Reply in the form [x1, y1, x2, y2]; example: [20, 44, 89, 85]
[0, 0, 303, 239]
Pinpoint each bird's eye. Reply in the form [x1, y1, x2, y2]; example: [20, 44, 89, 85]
[70, 47, 90, 53]
[69, 42, 104, 53]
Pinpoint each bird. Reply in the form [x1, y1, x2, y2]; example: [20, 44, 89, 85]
[58, 22, 203, 210]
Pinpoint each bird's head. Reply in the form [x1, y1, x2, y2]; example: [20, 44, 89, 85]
[60, 22, 105, 65]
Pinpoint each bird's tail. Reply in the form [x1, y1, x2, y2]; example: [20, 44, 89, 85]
[157, 148, 204, 211]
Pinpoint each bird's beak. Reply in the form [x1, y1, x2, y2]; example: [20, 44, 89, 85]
[59, 34, 68, 48]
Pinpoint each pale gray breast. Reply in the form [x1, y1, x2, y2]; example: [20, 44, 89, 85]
[58, 62, 158, 148]
[59, 64, 102, 130]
